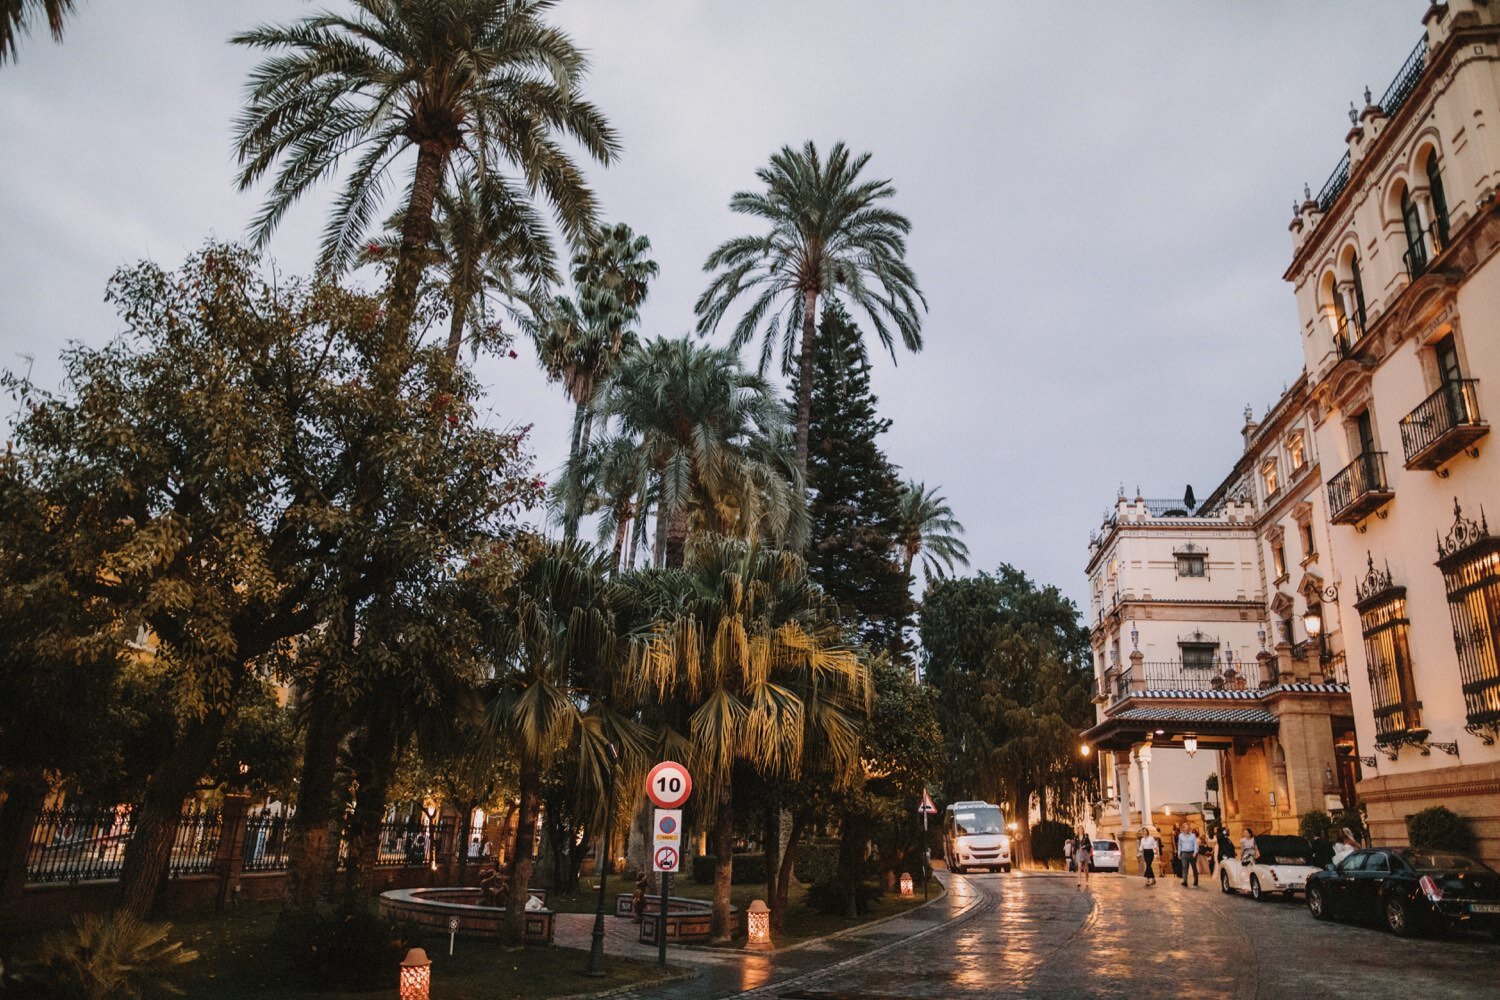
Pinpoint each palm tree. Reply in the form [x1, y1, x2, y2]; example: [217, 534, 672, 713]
[628, 536, 869, 939]
[557, 433, 653, 571]
[232, 0, 617, 343]
[695, 140, 926, 477]
[897, 480, 970, 588]
[1, 0, 75, 64]
[481, 539, 643, 945]
[598, 337, 790, 567]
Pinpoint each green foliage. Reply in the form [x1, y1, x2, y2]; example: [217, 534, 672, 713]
[0, 0, 76, 65]
[1299, 810, 1334, 842]
[1030, 820, 1074, 863]
[25, 912, 197, 1000]
[276, 907, 415, 991]
[897, 482, 970, 587]
[795, 303, 910, 654]
[691, 853, 768, 885]
[792, 842, 841, 886]
[805, 880, 882, 916]
[1406, 805, 1476, 853]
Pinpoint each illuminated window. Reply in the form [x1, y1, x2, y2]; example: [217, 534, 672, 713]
[1272, 543, 1288, 582]
[1288, 434, 1306, 471]
[1262, 461, 1279, 498]
[1355, 554, 1422, 744]
[1437, 501, 1500, 730]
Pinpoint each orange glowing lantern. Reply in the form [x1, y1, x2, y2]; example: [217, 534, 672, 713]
[746, 898, 771, 950]
[899, 872, 914, 896]
[399, 947, 431, 1000]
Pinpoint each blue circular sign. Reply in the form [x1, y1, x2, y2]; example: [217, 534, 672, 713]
[659, 816, 677, 834]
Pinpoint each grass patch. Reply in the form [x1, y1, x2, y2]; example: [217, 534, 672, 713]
[3, 905, 682, 1000]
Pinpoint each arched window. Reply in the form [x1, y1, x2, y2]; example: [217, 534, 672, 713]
[1348, 254, 1367, 329]
[1401, 186, 1429, 277]
[1426, 154, 1450, 244]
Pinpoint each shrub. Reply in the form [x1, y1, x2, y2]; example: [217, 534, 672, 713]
[792, 842, 840, 885]
[1331, 808, 1366, 843]
[805, 879, 882, 916]
[1299, 810, 1334, 842]
[1406, 806, 1476, 853]
[690, 853, 768, 885]
[1030, 820, 1074, 864]
[25, 912, 198, 1000]
[277, 906, 417, 991]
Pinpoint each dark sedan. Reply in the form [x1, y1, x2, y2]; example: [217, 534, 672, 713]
[1306, 847, 1500, 939]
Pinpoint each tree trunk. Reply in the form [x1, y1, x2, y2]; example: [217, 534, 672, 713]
[762, 805, 778, 918]
[115, 708, 232, 917]
[282, 682, 344, 915]
[445, 294, 469, 364]
[503, 757, 543, 946]
[0, 769, 47, 911]
[455, 802, 473, 886]
[610, 509, 631, 572]
[710, 780, 734, 941]
[663, 501, 689, 569]
[794, 286, 820, 482]
[387, 141, 448, 354]
[773, 811, 806, 932]
[1011, 787, 1034, 868]
[341, 711, 402, 906]
[837, 814, 862, 919]
[563, 401, 587, 541]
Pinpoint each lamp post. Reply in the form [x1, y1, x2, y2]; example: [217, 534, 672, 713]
[584, 743, 621, 978]
[1302, 583, 1338, 663]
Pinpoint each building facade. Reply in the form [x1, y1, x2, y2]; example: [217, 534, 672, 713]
[1285, 0, 1500, 863]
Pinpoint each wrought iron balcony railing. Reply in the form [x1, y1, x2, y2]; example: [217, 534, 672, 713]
[1327, 451, 1394, 525]
[1404, 218, 1447, 280]
[1399, 379, 1488, 470]
[1332, 311, 1371, 361]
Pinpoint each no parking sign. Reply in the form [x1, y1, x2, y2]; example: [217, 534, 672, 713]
[651, 808, 682, 873]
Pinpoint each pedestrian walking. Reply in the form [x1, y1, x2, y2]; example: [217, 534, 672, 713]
[1138, 827, 1159, 887]
[1177, 825, 1199, 886]
[1217, 826, 1235, 866]
[1169, 823, 1182, 880]
[1075, 832, 1093, 889]
[1064, 836, 1075, 872]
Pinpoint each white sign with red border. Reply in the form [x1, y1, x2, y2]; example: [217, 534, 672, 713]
[651, 808, 682, 873]
[646, 761, 692, 809]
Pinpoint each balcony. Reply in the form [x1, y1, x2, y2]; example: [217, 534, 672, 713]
[1403, 218, 1448, 281]
[1326, 451, 1394, 525]
[1332, 311, 1373, 362]
[1399, 379, 1487, 470]
[1129, 660, 1256, 695]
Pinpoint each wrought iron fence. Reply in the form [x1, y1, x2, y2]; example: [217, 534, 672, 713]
[1317, 152, 1351, 213]
[26, 803, 222, 883]
[1380, 37, 1428, 118]
[1134, 660, 1255, 693]
[1326, 451, 1391, 521]
[371, 820, 456, 867]
[1399, 380, 1483, 463]
[242, 812, 294, 872]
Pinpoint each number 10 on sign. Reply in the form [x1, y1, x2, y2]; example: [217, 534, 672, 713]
[646, 761, 692, 809]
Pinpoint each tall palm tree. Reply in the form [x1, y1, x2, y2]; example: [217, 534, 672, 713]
[897, 480, 970, 588]
[629, 537, 869, 939]
[598, 337, 789, 567]
[695, 140, 926, 476]
[233, 0, 617, 343]
[1, 0, 75, 64]
[557, 433, 653, 571]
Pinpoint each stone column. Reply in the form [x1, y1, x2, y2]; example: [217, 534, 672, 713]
[1136, 746, 1154, 829]
[1113, 753, 1130, 831]
[1128, 650, 1145, 691]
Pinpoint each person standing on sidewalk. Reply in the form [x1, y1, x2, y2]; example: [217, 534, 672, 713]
[1074, 833, 1093, 890]
[1177, 825, 1199, 887]
[1138, 827, 1159, 887]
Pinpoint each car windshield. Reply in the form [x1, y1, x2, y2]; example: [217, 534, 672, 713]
[1093, 841, 1118, 851]
[1253, 835, 1313, 865]
[952, 808, 1004, 836]
[1400, 851, 1496, 874]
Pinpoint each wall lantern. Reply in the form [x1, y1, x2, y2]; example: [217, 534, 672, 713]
[1257, 626, 1266, 651]
[746, 899, 772, 950]
[1183, 736, 1199, 757]
[399, 948, 432, 1000]
[1079, 743, 1091, 758]
[900, 872, 914, 896]
[1130, 624, 1139, 650]
[1302, 606, 1323, 638]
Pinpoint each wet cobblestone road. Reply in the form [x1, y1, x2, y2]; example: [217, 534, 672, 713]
[624, 870, 1500, 999]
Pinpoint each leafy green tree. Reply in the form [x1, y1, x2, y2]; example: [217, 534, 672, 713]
[919, 566, 1094, 863]
[695, 140, 926, 476]
[629, 537, 870, 939]
[793, 303, 909, 654]
[598, 338, 792, 567]
[232, 0, 617, 341]
[0, 0, 75, 64]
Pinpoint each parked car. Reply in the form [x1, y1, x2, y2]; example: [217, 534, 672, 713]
[1306, 847, 1500, 939]
[1219, 834, 1319, 900]
[1090, 839, 1121, 872]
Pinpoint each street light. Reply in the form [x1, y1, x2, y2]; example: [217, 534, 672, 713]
[1079, 743, 1091, 758]
[584, 742, 621, 978]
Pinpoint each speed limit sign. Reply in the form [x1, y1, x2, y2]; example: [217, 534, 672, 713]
[646, 760, 692, 809]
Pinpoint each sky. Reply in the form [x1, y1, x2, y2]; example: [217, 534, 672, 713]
[0, 1, 1424, 610]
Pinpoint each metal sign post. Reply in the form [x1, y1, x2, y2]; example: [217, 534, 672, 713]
[646, 763, 691, 968]
[918, 789, 937, 901]
[447, 915, 459, 956]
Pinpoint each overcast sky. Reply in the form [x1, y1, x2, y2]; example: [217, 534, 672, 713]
[0, 1, 1423, 609]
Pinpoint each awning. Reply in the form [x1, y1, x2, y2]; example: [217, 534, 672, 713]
[1083, 704, 1278, 751]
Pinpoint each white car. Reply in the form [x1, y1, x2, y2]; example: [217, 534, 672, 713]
[1219, 834, 1321, 901]
[1089, 839, 1121, 872]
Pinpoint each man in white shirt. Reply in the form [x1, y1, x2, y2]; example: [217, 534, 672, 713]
[1177, 826, 1200, 887]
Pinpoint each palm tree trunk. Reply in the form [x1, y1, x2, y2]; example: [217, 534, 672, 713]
[388, 140, 447, 351]
[446, 294, 469, 364]
[664, 503, 689, 568]
[762, 805, 778, 917]
[772, 811, 807, 932]
[710, 779, 734, 941]
[115, 707, 232, 917]
[610, 508, 631, 572]
[503, 756, 543, 946]
[283, 683, 344, 915]
[794, 286, 819, 481]
[563, 401, 587, 540]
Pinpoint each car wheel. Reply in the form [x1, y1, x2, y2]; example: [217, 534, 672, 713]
[1250, 875, 1264, 901]
[1220, 869, 1232, 895]
[1307, 885, 1328, 920]
[1002, 864, 1012, 873]
[1384, 896, 1416, 937]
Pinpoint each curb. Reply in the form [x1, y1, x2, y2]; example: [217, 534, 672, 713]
[552, 964, 699, 1000]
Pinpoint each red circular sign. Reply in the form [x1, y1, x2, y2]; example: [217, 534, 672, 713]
[654, 845, 679, 872]
[647, 761, 692, 809]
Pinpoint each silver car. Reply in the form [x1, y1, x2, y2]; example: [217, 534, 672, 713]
[1091, 839, 1122, 872]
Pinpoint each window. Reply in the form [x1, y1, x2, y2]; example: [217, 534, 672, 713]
[1177, 554, 1206, 578]
[1402, 187, 1429, 276]
[1181, 643, 1217, 670]
[1426, 154, 1450, 245]
[1356, 556, 1422, 744]
[1288, 434, 1306, 472]
[1272, 544, 1288, 582]
[1349, 255, 1367, 328]
[1437, 500, 1500, 729]
[1301, 523, 1317, 559]
[1262, 461, 1279, 498]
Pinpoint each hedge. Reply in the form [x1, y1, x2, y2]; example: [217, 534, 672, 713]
[792, 842, 840, 885]
[1406, 806, 1476, 853]
[690, 853, 768, 885]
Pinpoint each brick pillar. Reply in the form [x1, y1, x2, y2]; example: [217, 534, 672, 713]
[0, 776, 46, 914]
[216, 793, 251, 911]
[1128, 650, 1145, 690]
